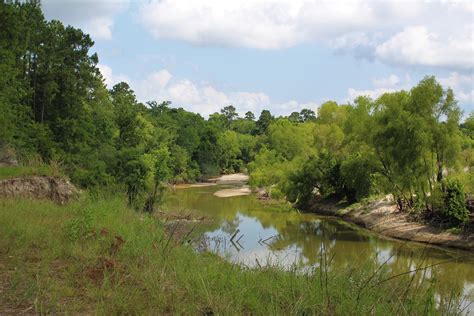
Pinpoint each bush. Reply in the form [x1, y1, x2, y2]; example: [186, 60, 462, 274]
[340, 154, 378, 202]
[442, 179, 469, 225]
[269, 187, 284, 200]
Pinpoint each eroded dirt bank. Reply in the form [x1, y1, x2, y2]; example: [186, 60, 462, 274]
[0, 176, 78, 204]
[307, 196, 474, 251]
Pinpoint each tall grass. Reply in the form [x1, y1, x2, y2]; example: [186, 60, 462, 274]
[0, 195, 466, 314]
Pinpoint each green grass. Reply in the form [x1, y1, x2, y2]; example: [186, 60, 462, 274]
[0, 195, 465, 315]
[0, 165, 57, 180]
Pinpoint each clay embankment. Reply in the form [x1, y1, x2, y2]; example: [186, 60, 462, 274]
[0, 176, 77, 204]
[308, 196, 474, 251]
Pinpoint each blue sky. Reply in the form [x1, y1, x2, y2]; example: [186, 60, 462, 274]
[42, 0, 473, 116]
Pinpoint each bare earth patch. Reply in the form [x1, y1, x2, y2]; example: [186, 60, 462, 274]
[172, 173, 249, 191]
[309, 196, 474, 251]
[0, 176, 78, 204]
[211, 173, 249, 183]
[213, 186, 252, 198]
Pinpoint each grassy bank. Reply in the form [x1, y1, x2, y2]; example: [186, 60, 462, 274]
[0, 163, 61, 180]
[0, 195, 465, 315]
[0, 165, 53, 180]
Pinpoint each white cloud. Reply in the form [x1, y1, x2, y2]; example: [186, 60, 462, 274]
[347, 87, 398, 101]
[346, 73, 409, 101]
[439, 72, 474, 104]
[375, 25, 474, 70]
[150, 70, 173, 88]
[373, 74, 400, 88]
[439, 72, 474, 89]
[330, 32, 380, 60]
[138, 0, 473, 70]
[97, 63, 130, 87]
[98, 64, 318, 116]
[138, 0, 376, 49]
[42, 0, 129, 40]
[457, 90, 474, 104]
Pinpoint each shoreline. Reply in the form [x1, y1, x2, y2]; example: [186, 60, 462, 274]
[305, 196, 474, 251]
[173, 173, 252, 198]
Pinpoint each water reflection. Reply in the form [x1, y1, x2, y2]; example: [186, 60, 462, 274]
[164, 185, 474, 311]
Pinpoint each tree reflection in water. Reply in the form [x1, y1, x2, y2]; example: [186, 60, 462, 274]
[164, 185, 474, 310]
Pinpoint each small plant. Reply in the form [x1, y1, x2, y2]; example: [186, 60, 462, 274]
[269, 187, 284, 200]
[64, 208, 93, 241]
[446, 227, 462, 234]
[48, 158, 64, 178]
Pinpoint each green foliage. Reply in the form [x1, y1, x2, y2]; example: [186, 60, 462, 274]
[340, 153, 380, 201]
[248, 148, 282, 187]
[230, 118, 256, 134]
[266, 119, 313, 160]
[115, 148, 149, 207]
[442, 179, 469, 224]
[217, 130, 241, 172]
[64, 207, 93, 241]
[244, 111, 255, 120]
[220, 105, 238, 124]
[285, 152, 344, 205]
[254, 109, 274, 135]
[461, 112, 474, 139]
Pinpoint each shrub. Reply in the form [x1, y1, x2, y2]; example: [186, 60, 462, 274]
[442, 179, 469, 225]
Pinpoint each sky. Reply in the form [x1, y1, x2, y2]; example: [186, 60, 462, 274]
[42, 0, 474, 117]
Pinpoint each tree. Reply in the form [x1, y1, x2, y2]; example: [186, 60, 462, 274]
[300, 108, 316, 122]
[285, 151, 342, 205]
[244, 111, 255, 120]
[267, 119, 313, 160]
[317, 101, 348, 126]
[221, 105, 239, 123]
[461, 112, 474, 139]
[254, 110, 274, 135]
[217, 130, 241, 172]
[208, 112, 227, 130]
[111, 82, 144, 149]
[116, 148, 148, 206]
[288, 111, 301, 123]
[367, 76, 463, 210]
[144, 147, 171, 212]
[196, 125, 221, 176]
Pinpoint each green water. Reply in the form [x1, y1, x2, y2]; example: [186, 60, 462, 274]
[164, 184, 474, 311]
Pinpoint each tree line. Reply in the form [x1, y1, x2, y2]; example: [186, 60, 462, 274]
[249, 81, 474, 226]
[1, 1, 473, 225]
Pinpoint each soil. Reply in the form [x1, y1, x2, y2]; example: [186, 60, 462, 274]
[0, 176, 78, 204]
[307, 196, 474, 251]
[213, 186, 252, 198]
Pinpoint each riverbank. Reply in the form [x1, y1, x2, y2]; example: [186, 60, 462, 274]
[306, 196, 474, 251]
[173, 173, 252, 198]
[0, 195, 457, 314]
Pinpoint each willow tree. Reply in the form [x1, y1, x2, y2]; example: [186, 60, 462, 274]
[370, 76, 462, 209]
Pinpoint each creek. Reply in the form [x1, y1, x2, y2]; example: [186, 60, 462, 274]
[163, 183, 474, 311]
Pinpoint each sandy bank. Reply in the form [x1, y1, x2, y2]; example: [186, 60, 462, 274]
[209, 173, 249, 184]
[308, 196, 474, 251]
[213, 186, 252, 198]
[173, 183, 217, 189]
[173, 173, 249, 190]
